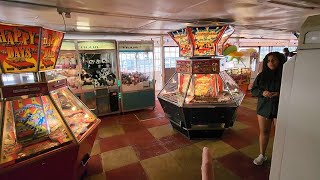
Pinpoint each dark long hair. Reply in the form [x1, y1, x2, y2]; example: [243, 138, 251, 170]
[260, 52, 286, 84]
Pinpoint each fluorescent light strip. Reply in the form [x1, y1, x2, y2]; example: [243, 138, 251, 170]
[77, 26, 90, 30]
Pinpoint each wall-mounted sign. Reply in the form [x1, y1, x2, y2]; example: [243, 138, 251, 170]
[118, 42, 153, 52]
[192, 59, 220, 74]
[176, 60, 192, 73]
[39, 28, 64, 71]
[78, 41, 115, 50]
[0, 24, 40, 73]
[188, 26, 225, 56]
[168, 29, 192, 57]
[60, 41, 76, 51]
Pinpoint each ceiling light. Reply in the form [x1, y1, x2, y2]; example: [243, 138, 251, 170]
[77, 26, 90, 30]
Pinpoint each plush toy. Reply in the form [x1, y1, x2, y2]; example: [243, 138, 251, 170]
[81, 70, 94, 85]
[101, 59, 108, 68]
[121, 72, 149, 85]
[93, 79, 101, 87]
[96, 59, 102, 69]
[87, 60, 95, 69]
[106, 73, 116, 86]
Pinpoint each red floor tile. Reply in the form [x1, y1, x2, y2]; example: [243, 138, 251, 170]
[99, 118, 118, 127]
[134, 108, 164, 120]
[238, 107, 257, 118]
[100, 134, 130, 153]
[122, 123, 147, 133]
[236, 111, 260, 129]
[87, 154, 103, 176]
[159, 133, 192, 151]
[132, 139, 168, 160]
[126, 129, 156, 145]
[117, 113, 139, 125]
[221, 129, 255, 149]
[218, 152, 270, 180]
[106, 162, 148, 180]
[141, 117, 170, 128]
[237, 127, 259, 141]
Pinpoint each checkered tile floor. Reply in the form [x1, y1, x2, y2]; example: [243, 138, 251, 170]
[84, 96, 274, 180]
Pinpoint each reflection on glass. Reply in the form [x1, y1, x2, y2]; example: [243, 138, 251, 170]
[185, 74, 232, 104]
[120, 52, 154, 92]
[220, 71, 244, 105]
[159, 71, 244, 106]
[1, 97, 73, 165]
[158, 73, 191, 106]
[56, 51, 82, 89]
[50, 87, 97, 140]
[2, 73, 36, 86]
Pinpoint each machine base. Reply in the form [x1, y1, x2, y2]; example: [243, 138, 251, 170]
[159, 98, 238, 140]
[170, 121, 225, 139]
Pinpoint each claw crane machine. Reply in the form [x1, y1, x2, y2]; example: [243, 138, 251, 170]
[77, 40, 120, 116]
[118, 41, 155, 112]
[158, 25, 244, 139]
[270, 15, 320, 180]
[0, 23, 100, 180]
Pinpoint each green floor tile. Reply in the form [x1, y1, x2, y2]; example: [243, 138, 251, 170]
[141, 153, 186, 180]
[195, 140, 236, 159]
[101, 146, 139, 171]
[214, 160, 242, 180]
[232, 121, 249, 130]
[98, 124, 125, 138]
[170, 145, 203, 180]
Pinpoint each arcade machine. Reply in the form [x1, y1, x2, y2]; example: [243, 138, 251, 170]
[118, 41, 155, 112]
[0, 23, 100, 180]
[56, 40, 121, 116]
[77, 40, 120, 116]
[158, 25, 244, 139]
[270, 15, 320, 180]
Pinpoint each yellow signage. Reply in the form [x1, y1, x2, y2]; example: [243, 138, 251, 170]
[77, 41, 115, 50]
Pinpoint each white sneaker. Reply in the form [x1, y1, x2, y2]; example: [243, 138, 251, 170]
[253, 154, 267, 165]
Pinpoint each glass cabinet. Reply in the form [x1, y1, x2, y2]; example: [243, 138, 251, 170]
[118, 41, 155, 112]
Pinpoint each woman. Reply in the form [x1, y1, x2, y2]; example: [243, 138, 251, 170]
[251, 52, 285, 165]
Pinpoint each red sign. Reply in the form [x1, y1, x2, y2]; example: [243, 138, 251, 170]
[168, 29, 193, 57]
[0, 24, 40, 73]
[176, 60, 192, 73]
[192, 59, 220, 74]
[39, 28, 64, 71]
[217, 25, 234, 55]
[187, 26, 226, 57]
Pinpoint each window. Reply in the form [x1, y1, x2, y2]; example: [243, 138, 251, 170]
[260, 47, 270, 61]
[271, 46, 286, 52]
[154, 47, 161, 71]
[119, 52, 153, 77]
[164, 47, 179, 68]
[288, 47, 297, 52]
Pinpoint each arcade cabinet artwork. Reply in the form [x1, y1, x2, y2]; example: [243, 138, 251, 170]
[158, 25, 244, 139]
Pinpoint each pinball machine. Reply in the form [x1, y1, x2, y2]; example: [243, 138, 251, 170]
[0, 23, 100, 180]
